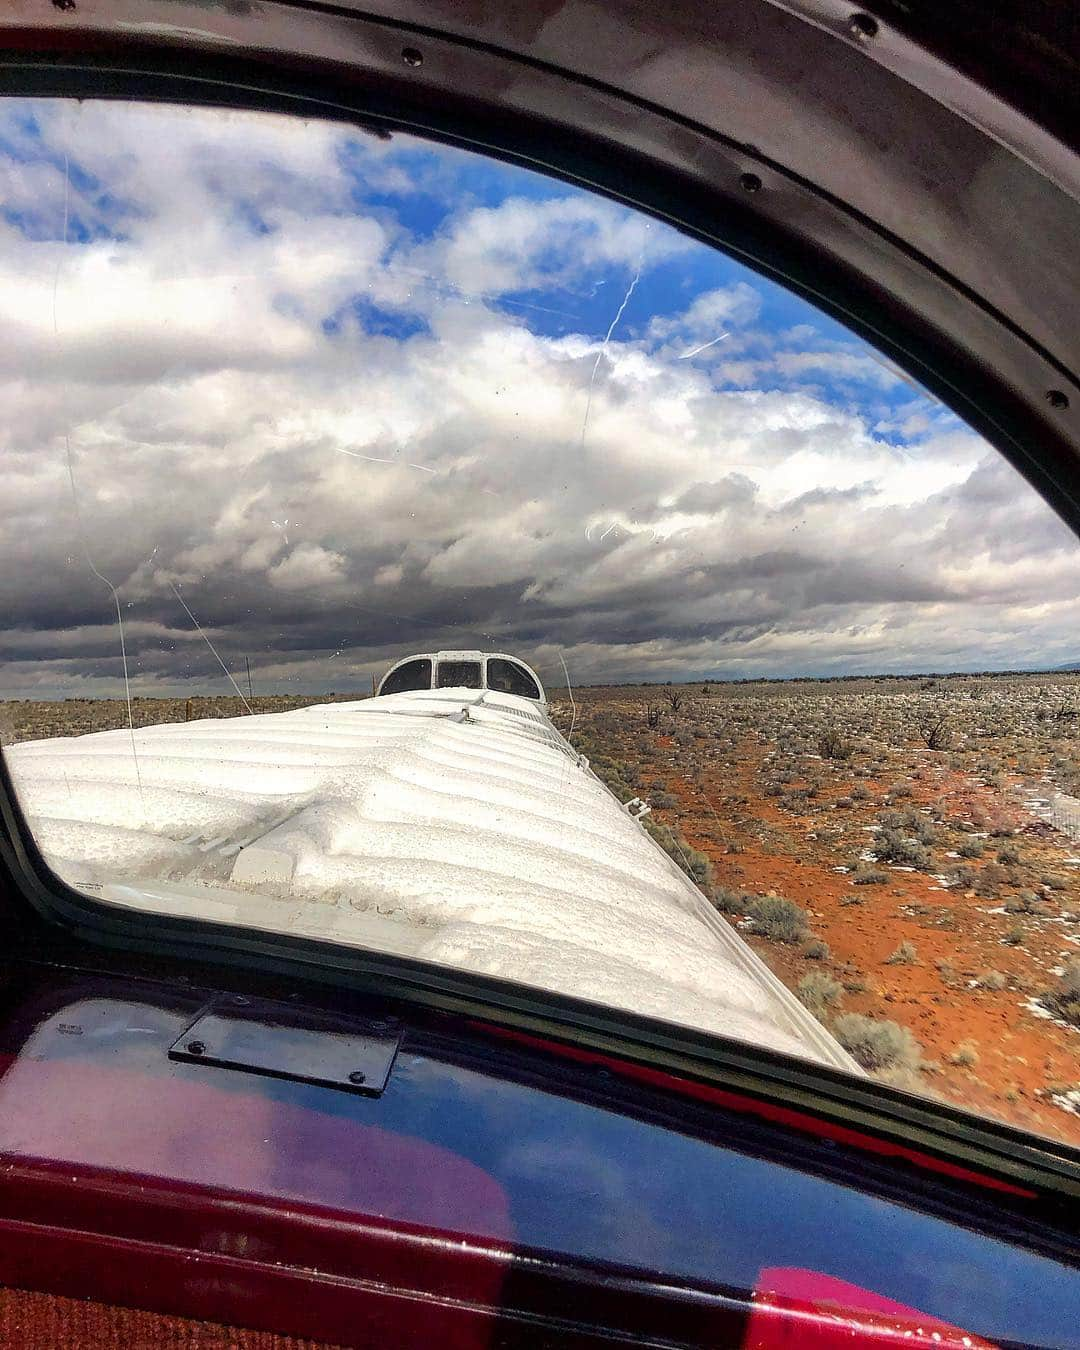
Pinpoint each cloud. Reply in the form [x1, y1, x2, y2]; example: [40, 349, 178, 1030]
[0, 97, 1077, 705]
[268, 545, 349, 592]
[649, 282, 761, 344]
[427, 194, 667, 299]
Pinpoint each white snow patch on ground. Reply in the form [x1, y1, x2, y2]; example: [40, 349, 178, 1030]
[1021, 996, 1078, 1032]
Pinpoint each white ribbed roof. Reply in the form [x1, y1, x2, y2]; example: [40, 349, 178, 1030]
[6, 687, 854, 1070]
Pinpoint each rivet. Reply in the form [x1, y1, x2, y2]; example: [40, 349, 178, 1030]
[402, 47, 423, 68]
[186, 1040, 206, 1056]
[348, 1070, 367, 1085]
[1046, 389, 1069, 410]
[848, 12, 879, 40]
[739, 172, 762, 194]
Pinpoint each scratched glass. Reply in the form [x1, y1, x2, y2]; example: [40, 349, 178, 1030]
[3, 99, 1080, 1147]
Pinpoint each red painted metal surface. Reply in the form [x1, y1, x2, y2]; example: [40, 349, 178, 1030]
[0, 1051, 513, 1237]
[745, 1270, 997, 1348]
[0, 970, 1073, 1346]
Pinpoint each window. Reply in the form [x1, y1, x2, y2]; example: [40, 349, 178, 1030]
[2, 95, 1078, 1151]
[487, 659, 541, 699]
[436, 661, 483, 690]
[379, 659, 432, 696]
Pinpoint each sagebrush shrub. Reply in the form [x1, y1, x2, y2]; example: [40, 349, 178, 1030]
[974, 862, 1013, 899]
[817, 727, 851, 760]
[1041, 960, 1080, 1026]
[711, 885, 749, 915]
[976, 970, 1008, 991]
[746, 895, 810, 943]
[875, 830, 931, 869]
[833, 1014, 923, 1073]
[797, 972, 843, 1017]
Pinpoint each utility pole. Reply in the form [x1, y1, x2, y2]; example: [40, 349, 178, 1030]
[245, 657, 254, 702]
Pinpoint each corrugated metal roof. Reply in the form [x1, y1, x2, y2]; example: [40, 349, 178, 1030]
[6, 687, 855, 1071]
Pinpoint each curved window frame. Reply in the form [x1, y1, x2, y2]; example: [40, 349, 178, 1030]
[0, 48, 1075, 1200]
[378, 658, 433, 696]
[486, 658, 542, 700]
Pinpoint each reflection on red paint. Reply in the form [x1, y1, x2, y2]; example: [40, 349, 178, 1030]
[745, 1268, 996, 1347]
[471, 1023, 1036, 1199]
[0, 1054, 513, 1242]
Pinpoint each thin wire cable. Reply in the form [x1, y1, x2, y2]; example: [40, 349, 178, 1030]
[558, 651, 577, 745]
[65, 437, 146, 812]
[168, 583, 254, 714]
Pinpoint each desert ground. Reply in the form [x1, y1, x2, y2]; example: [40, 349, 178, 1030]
[4, 673, 1079, 1147]
[546, 672, 1080, 1147]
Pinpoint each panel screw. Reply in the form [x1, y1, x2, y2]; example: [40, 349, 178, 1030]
[402, 47, 423, 68]
[52, 0, 77, 10]
[1046, 389, 1070, 410]
[186, 1040, 206, 1056]
[848, 12, 878, 40]
[739, 173, 762, 194]
[347, 1070, 367, 1085]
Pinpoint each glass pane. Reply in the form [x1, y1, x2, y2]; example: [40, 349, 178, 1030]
[379, 659, 432, 696]
[488, 659, 541, 699]
[2, 97, 1079, 1150]
[435, 661, 483, 690]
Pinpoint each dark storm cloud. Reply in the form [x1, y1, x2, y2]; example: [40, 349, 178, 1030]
[1, 98, 1078, 699]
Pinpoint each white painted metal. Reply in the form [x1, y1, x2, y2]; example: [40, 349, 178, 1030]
[6, 679, 855, 1071]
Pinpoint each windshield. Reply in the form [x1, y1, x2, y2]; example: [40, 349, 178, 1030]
[2, 98, 1079, 1148]
[380, 659, 433, 696]
[488, 659, 542, 699]
[436, 661, 483, 690]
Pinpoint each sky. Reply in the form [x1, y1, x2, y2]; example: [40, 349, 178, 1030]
[2, 97, 1079, 699]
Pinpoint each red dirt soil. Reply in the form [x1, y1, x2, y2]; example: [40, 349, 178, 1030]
[658, 740, 1080, 1146]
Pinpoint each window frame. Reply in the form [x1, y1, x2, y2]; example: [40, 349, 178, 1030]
[486, 658, 542, 700]
[0, 38, 1076, 1198]
[435, 660, 484, 690]
[378, 658, 434, 697]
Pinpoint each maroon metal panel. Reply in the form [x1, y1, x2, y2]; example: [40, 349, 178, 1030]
[0, 971, 1072, 1346]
